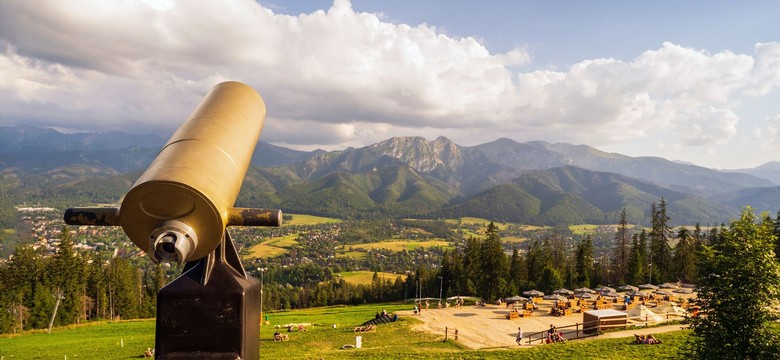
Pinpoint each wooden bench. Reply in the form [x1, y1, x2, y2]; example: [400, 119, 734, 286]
[506, 310, 520, 320]
[519, 309, 534, 318]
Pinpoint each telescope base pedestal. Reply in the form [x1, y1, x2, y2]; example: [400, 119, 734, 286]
[155, 234, 260, 359]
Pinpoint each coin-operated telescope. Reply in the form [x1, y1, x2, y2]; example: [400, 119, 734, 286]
[65, 81, 280, 360]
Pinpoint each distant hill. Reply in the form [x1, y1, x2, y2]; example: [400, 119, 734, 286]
[475, 138, 774, 197]
[715, 186, 780, 215]
[728, 161, 780, 185]
[439, 166, 735, 226]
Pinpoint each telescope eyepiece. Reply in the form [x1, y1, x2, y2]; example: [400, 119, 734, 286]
[149, 221, 197, 264]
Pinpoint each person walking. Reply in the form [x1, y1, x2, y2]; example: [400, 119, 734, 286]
[516, 327, 524, 345]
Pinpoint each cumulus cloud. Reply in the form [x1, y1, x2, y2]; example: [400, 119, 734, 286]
[1, 0, 779, 158]
[760, 114, 780, 153]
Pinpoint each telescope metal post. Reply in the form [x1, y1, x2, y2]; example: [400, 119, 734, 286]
[155, 231, 260, 360]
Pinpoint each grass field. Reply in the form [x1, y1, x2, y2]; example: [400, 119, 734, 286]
[284, 213, 341, 226]
[335, 250, 368, 259]
[0, 303, 693, 359]
[334, 271, 407, 285]
[351, 239, 451, 252]
[243, 234, 299, 259]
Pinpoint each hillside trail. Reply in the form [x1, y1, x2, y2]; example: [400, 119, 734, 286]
[399, 302, 689, 349]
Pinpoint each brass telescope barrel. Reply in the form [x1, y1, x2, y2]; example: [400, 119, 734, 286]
[64, 81, 282, 263]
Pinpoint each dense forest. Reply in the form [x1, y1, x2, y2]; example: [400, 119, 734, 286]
[1, 200, 778, 334]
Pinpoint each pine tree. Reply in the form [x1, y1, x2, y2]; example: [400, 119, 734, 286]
[575, 237, 594, 288]
[672, 227, 697, 283]
[538, 266, 563, 293]
[649, 199, 673, 283]
[477, 222, 507, 302]
[48, 227, 85, 326]
[611, 209, 631, 284]
[508, 247, 528, 295]
[526, 240, 544, 287]
[460, 237, 480, 295]
[685, 208, 780, 359]
[626, 233, 645, 285]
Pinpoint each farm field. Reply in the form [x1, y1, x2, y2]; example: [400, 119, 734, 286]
[0, 303, 693, 359]
[284, 213, 341, 226]
[334, 271, 407, 285]
[351, 239, 451, 252]
[243, 233, 299, 259]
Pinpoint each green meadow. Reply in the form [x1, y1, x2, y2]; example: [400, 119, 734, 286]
[284, 213, 341, 226]
[334, 271, 407, 285]
[351, 239, 451, 252]
[0, 303, 693, 359]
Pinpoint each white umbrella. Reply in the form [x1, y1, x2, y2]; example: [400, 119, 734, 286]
[618, 285, 639, 292]
[574, 287, 596, 294]
[595, 286, 616, 293]
[638, 284, 659, 290]
[553, 288, 574, 295]
[522, 289, 545, 297]
[576, 293, 593, 299]
[626, 290, 645, 297]
[602, 291, 621, 298]
[653, 290, 673, 296]
[504, 295, 529, 303]
[544, 294, 567, 301]
[658, 282, 679, 289]
[673, 288, 693, 294]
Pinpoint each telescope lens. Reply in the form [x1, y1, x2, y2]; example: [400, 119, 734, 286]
[161, 240, 176, 254]
[148, 220, 197, 264]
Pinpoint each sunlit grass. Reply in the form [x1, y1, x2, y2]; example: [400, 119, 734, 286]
[352, 239, 451, 251]
[284, 213, 341, 225]
[242, 234, 299, 259]
[333, 271, 407, 285]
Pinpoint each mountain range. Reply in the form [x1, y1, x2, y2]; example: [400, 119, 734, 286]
[1, 125, 778, 226]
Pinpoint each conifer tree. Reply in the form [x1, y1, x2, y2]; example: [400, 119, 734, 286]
[574, 236, 594, 287]
[612, 209, 631, 284]
[649, 199, 673, 283]
[538, 266, 563, 293]
[49, 227, 85, 326]
[508, 247, 527, 295]
[526, 240, 544, 287]
[672, 227, 697, 283]
[477, 222, 507, 301]
[626, 233, 645, 285]
[686, 208, 780, 359]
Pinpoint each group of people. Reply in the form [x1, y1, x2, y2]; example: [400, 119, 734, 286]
[546, 324, 567, 343]
[634, 334, 662, 344]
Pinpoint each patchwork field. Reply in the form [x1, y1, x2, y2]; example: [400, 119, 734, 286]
[284, 213, 341, 225]
[334, 271, 407, 285]
[243, 234, 299, 259]
[351, 239, 451, 251]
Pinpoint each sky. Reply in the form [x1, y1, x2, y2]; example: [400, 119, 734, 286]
[1, 0, 779, 170]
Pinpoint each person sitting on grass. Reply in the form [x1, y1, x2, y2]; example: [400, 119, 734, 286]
[557, 331, 567, 342]
[645, 335, 662, 344]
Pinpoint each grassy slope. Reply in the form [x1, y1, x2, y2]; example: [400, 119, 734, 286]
[0, 303, 693, 360]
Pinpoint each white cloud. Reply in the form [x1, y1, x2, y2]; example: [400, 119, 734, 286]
[760, 114, 780, 153]
[1, 0, 779, 160]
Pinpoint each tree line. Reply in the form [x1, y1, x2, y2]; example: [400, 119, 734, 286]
[0, 228, 167, 333]
[432, 200, 780, 303]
